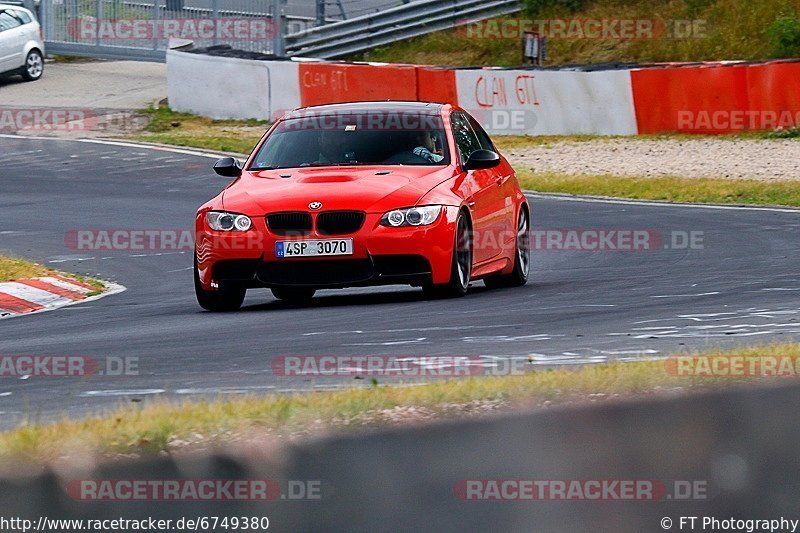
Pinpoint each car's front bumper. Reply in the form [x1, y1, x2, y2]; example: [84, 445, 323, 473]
[195, 207, 460, 291]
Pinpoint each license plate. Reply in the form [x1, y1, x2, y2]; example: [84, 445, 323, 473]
[276, 239, 354, 258]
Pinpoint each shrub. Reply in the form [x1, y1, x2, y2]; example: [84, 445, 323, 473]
[764, 13, 800, 58]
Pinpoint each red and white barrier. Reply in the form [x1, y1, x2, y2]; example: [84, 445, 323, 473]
[166, 49, 800, 136]
[454, 69, 637, 135]
[0, 275, 123, 319]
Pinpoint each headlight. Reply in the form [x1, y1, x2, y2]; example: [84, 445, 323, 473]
[380, 206, 442, 227]
[206, 211, 252, 232]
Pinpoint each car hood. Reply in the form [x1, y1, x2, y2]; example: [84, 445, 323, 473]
[222, 166, 452, 214]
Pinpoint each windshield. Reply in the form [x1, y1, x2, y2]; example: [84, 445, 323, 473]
[249, 111, 451, 170]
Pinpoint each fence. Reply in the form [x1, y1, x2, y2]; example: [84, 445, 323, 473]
[33, 0, 522, 61]
[39, 0, 289, 61]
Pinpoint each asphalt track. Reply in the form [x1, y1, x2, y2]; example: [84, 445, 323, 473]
[1, 135, 799, 428]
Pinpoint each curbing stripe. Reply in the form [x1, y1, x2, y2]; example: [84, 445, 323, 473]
[50, 273, 97, 291]
[0, 282, 74, 308]
[0, 276, 126, 320]
[38, 276, 94, 294]
[0, 292, 44, 314]
[16, 279, 87, 301]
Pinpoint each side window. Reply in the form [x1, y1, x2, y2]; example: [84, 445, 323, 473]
[450, 112, 482, 167]
[13, 10, 32, 24]
[0, 11, 22, 32]
[468, 114, 496, 151]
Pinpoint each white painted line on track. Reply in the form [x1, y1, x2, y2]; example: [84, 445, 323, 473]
[525, 192, 800, 213]
[3, 134, 798, 214]
[0, 134, 233, 160]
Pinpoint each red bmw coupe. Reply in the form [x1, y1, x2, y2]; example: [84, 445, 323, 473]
[194, 101, 530, 311]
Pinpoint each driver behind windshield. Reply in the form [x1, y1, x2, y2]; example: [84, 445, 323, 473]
[412, 130, 445, 164]
[315, 129, 345, 164]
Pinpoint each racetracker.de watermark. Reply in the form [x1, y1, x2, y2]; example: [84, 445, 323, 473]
[454, 479, 707, 501]
[66, 479, 322, 501]
[67, 18, 281, 41]
[0, 108, 138, 133]
[457, 17, 708, 40]
[0, 356, 138, 378]
[530, 230, 704, 251]
[272, 355, 486, 377]
[677, 110, 800, 132]
[64, 229, 705, 252]
[666, 355, 800, 378]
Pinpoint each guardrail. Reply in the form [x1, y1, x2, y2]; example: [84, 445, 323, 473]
[286, 0, 521, 59]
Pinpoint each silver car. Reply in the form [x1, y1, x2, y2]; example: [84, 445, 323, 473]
[0, 3, 44, 81]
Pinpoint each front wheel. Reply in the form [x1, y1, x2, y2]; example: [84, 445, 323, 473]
[423, 211, 472, 299]
[194, 258, 246, 312]
[21, 50, 44, 81]
[484, 207, 530, 289]
[271, 286, 316, 303]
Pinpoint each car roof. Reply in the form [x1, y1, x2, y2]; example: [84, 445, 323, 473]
[288, 101, 445, 117]
[0, 4, 32, 12]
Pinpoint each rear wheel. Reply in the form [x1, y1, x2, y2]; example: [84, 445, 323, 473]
[423, 211, 472, 299]
[21, 50, 43, 81]
[271, 286, 316, 303]
[194, 258, 246, 312]
[484, 207, 530, 289]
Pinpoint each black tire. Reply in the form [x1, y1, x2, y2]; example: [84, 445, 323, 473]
[484, 206, 531, 289]
[20, 49, 44, 81]
[423, 211, 472, 299]
[271, 286, 316, 302]
[194, 258, 245, 312]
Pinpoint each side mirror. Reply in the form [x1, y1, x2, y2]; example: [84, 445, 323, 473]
[213, 157, 242, 178]
[464, 149, 500, 171]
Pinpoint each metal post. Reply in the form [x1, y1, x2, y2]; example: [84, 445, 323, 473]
[69, 0, 79, 42]
[39, 0, 49, 39]
[315, 0, 325, 26]
[95, 0, 102, 49]
[211, 0, 219, 46]
[153, 0, 160, 50]
[271, 0, 285, 56]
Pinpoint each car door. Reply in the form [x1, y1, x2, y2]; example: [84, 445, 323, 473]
[0, 10, 24, 73]
[451, 111, 504, 264]
[467, 113, 516, 250]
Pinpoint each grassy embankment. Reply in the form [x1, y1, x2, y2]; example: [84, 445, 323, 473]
[2, 343, 798, 464]
[357, 0, 800, 67]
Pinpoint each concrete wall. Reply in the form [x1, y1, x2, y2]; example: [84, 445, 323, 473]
[167, 51, 300, 121]
[455, 68, 638, 135]
[166, 51, 638, 135]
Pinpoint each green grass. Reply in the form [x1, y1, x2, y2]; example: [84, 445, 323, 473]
[517, 170, 800, 206]
[0, 255, 106, 293]
[131, 106, 266, 155]
[491, 133, 762, 151]
[0, 256, 51, 282]
[357, 0, 800, 66]
[2, 343, 798, 464]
